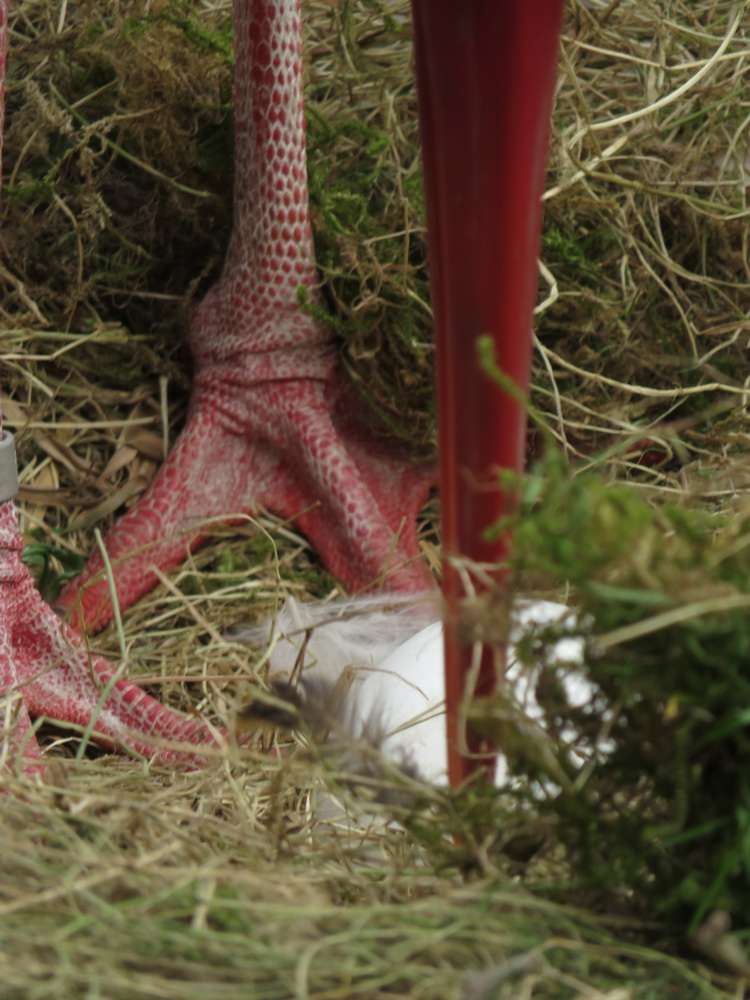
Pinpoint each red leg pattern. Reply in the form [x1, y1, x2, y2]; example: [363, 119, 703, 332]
[58, 0, 434, 633]
[0, 442, 221, 771]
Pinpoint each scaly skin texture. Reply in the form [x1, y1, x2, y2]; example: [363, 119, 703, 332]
[0, 69, 216, 776]
[0, 0, 432, 771]
[58, 0, 434, 632]
[0, 500, 221, 770]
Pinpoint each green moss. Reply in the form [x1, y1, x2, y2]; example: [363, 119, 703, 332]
[470, 450, 750, 928]
[23, 536, 86, 603]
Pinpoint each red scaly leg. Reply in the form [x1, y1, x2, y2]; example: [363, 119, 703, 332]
[1, 435, 220, 770]
[0, 499, 45, 774]
[58, 0, 434, 633]
[0, 493, 220, 770]
[411, 1, 564, 785]
[0, 3, 221, 770]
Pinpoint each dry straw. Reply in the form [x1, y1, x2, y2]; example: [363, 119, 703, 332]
[0, 0, 748, 995]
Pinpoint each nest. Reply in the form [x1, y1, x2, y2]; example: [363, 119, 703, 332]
[1, 0, 749, 994]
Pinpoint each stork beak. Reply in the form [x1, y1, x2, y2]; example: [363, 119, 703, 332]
[410, 1, 565, 786]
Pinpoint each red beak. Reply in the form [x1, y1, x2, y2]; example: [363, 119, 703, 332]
[411, 1, 565, 786]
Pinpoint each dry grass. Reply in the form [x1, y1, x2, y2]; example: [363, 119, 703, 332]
[537, 1, 750, 493]
[0, 758, 739, 1000]
[1, 0, 750, 996]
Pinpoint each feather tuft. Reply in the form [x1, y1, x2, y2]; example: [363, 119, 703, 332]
[232, 594, 589, 789]
[229, 592, 439, 680]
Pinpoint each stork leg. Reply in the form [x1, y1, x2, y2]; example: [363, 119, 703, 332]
[410, 1, 565, 785]
[1, 435, 221, 771]
[58, 0, 434, 633]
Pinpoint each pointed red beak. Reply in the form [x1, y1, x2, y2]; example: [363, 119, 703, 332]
[411, 1, 565, 786]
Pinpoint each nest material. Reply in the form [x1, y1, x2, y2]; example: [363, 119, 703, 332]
[0, 1, 749, 992]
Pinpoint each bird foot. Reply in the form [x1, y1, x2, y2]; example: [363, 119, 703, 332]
[0, 499, 221, 773]
[55, 0, 435, 633]
[59, 296, 434, 632]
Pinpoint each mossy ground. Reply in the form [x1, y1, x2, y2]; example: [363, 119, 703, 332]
[1, 1, 750, 996]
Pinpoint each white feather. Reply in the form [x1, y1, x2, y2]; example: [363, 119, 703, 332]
[236, 594, 591, 787]
[232, 592, 439, 678]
